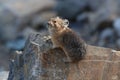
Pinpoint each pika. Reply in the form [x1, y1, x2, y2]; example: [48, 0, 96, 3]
[47, 17, 86, 62]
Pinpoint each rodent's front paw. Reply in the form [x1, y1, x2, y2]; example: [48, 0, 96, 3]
[43, 35, 51, 41]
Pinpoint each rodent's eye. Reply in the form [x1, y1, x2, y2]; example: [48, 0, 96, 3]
[53, 20, 56, 23]
[64, 19, 69, 26]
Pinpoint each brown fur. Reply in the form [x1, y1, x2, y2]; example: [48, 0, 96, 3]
[47, 17, 86, 62]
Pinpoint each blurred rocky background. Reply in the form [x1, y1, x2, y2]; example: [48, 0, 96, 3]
[1, 0, 120, 79]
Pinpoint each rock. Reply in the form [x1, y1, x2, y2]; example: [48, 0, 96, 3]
[98, 28, 113, 46]
[8, 31, 120, 80]
[0, 71, 9, 80]
[55, 0, 88, 19]
[0, 45, 10, 70]
[113, 18, 120, 37]
[76, 13, 88, 23]
[8, 51, 24, 80]
[116, 38, 120, 49]
[6, 38, 26, 50]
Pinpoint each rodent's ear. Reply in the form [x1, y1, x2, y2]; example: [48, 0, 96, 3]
[64, 19, 69, 27]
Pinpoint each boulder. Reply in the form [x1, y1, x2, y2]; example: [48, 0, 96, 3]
[8, 31, 120, 80]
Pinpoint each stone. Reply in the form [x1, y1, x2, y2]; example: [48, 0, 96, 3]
[0, 45, 10, 70]
[6, 38, 26, 50]
[116, 38, 120, 49]
[98, 28, 114, 46]
[8, 31, 120, 80]
[76, 13, 88, 23]
[113, 18, 120, 37]
[55, 0, 88, 19]
[0, 71, 9, 80]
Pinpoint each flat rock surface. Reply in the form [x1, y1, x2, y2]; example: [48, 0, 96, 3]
[68, 45, 120, 80]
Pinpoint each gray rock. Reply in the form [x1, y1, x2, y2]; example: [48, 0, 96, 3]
[55, 0, 88, 19]
[116, 38, 120, 48]
[76, 13, 88, 22]
[6, 38, 26, 50]
[100, 28, 114, 40]
[113, 18, 120, 37]
[0, 71, 9, 80]
[98, 28, 114, 46]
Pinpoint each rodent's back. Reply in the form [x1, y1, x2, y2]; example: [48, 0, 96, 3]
[58, 29, 86, 62]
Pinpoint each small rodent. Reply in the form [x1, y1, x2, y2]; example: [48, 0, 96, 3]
[47, 17, 86, 62]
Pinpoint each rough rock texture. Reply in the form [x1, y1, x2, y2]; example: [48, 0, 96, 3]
[8, 31, 120, 80]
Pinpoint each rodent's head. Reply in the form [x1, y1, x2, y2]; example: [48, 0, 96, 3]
[47, 17, 69, 34]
